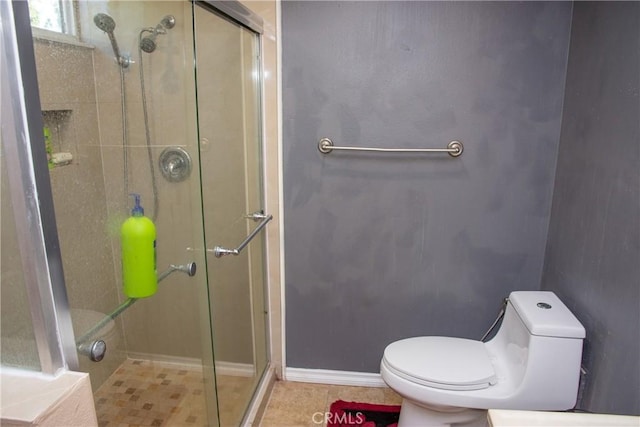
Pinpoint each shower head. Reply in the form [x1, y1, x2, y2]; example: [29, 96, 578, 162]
[140, 36, 157, 53]
[140, 15, 176, 54]
[93, 13, 115, 33]
[93, 13, 130, 68]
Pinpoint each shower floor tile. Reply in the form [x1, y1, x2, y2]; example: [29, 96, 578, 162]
[94, 358, 209, 427]
[94, 358, 257, 426]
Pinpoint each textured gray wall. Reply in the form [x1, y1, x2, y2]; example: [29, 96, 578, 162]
[541, 2, 640, 415]
[283, 1, 572, 372]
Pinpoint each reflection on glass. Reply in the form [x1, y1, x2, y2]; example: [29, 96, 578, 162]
[0, 137, 42, 371]
[20, 0, 268, 424]
[28, 1, 217, 425]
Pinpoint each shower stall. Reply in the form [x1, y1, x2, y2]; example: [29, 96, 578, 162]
[1, 1, 271, 425]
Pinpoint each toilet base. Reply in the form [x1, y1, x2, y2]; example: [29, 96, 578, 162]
[398, 400, 488, 427]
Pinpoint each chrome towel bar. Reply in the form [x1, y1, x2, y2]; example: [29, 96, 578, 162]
[318, 137, 464, 157]
[210, 212, 273, 258]
[76, 262, 197, 362]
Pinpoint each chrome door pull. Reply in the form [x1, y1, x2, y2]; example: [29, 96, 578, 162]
[209, 213, 272, 258]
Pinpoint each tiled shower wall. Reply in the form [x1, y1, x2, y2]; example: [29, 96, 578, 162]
[6, 0, 283, 395]
[30, 0, 222, 389]
[33, 36, 126, 388]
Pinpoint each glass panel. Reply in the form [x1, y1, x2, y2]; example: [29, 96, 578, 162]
[0, 137, 42, 371]
[28, 0, 218, 425]
[194, 4, 268, 425]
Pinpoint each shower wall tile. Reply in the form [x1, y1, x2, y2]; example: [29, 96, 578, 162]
[33, 28, 127, 389]
[96, 101, 124, 148]
[49, 149, 116, 305]
[156, 100, 194, 150]
[89, 1, 209, 361]
[98, 145, 128, 220]
[122, 273, 205, 358]
[68, 0, 280, 378]
[70, 105, 102, 146]
[122, 101, 150, 148]
[80, 1, 145, 105]
[33, 40, 97, 106]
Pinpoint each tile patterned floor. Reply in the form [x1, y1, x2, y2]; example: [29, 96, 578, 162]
[94, 359, 209, 427]
[216, 374, 255, 426]
[258, 381, 403, 427]
[94, 360, 401, 427]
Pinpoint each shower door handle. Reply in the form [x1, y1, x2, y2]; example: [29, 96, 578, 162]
[208, 213, 272, 258]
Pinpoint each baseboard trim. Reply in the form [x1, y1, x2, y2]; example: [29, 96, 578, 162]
[216, 361, 255, 377]
[126, 353, 254, 377]
[284, 367, 387, 388]
[126, 352, 202, 368]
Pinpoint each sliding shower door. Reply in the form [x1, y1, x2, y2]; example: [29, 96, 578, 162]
[6, 0, 267, 424]
[24, 1, 219, 425]
[193, 3, 269, 425]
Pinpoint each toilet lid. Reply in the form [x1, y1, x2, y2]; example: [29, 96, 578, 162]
[383, 336, 497, 391]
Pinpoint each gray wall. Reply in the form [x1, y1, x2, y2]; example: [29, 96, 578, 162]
[541, 2, 640, 415]
[283, 1, 572, 372]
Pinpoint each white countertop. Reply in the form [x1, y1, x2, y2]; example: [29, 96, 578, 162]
[489, 409, 640, 427]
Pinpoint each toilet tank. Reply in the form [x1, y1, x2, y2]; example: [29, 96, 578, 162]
[509, 291, 585, 340]
[491, 291, 586, 410]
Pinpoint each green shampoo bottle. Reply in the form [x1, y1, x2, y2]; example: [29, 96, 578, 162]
[121, 194, 157, 298]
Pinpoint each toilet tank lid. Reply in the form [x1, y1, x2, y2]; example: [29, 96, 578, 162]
[509, 291, 585, 339]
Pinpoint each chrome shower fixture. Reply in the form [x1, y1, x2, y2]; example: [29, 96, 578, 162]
[93, 13, 130, 68]
[140, 15, 176, 53]
[159, 147, 192, 183]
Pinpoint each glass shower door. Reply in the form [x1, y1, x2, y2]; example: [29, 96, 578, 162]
[23, 1, 219, 425]
[193, 3, 269, 425]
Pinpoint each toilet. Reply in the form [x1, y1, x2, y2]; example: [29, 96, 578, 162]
[380, 291, 585, 427]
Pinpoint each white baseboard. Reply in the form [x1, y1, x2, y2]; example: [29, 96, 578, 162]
[127, 352, 202, 368]
[284, 367, 387, 388]
[216, 361, 255, 377]
[126, 353, 254, 377]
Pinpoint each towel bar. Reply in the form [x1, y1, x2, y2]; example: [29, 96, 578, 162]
[318, 138, 463, 157]
[209, 212, 273, 258]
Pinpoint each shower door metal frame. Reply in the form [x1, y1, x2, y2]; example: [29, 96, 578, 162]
[198, 0, 264, 35]
[0, 0, 78, 373]
[192, 1, 271, 425]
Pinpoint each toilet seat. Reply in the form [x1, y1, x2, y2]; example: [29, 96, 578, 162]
[382, 336, 497, 391]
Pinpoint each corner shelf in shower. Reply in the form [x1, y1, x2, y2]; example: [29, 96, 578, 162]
[41, 109, 74, 168]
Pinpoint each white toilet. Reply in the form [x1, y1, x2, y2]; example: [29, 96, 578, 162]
[380, 291, 585, 427]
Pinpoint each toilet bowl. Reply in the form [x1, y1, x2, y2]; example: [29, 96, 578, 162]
[380, 291, 585, 427]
